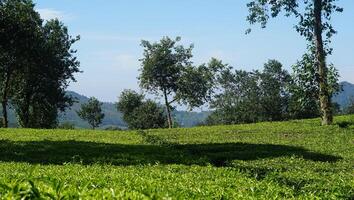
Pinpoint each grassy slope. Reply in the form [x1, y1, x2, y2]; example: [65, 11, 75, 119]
[0, 116, 353, 199]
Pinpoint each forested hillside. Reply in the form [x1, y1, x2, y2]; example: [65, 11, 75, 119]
[333, 81, 354, 107]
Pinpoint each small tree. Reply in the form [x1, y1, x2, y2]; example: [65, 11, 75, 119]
[116, 90, 166, 130]
[77, 97, 105, 129]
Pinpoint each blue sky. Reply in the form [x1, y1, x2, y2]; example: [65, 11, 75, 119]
[34, 0, 354, 102]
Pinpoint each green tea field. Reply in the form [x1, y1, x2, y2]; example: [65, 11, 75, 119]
[0, 116, 353, 199]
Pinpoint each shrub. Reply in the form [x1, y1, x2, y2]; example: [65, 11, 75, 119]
[58, 122, 75, 130]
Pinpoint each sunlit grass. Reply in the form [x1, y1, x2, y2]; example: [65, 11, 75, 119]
[0, 115, 353, 199]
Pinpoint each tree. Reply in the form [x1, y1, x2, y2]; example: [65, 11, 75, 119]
[0, 1, 80, 128]
[13, 19, 80, 128]
[116, 90, 166, 130]
[0, 0, 42, 127]
[77, 97, 105, 129]
[116, 90, 144, 127]
[259, 60, 291, 121]
[246, 0, 343, 125]
[129, 100, 167, 130]
[207, 59, 292, 125]
[139, 37, 216, 128]
[288, 53, 340, 119]
[209, 63, 263, 124]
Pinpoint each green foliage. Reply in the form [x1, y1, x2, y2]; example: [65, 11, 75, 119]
[139, 37, 217, 128]
[288, 53, 341, 119]
[246, 0, 343, 125]
[117, 90, 166, 130]
[0, 0, 43, 128]
[0, 1, 80, 128]
[0, 115, 353, 198]
[116, 90, 144, 117]
[246, 0, 342, 53]
[259, 60, 292, 121]
[139, 36, 193, 96]
[208, 60, 291, 125]
[77, 97, 105, 129]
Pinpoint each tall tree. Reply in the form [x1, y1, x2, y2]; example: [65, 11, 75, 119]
[246, 0, 343, 125]
[139, 37, 216, 128]
[0, 0, 42, 127]
[13, 19, 80, 128]
[0, 1, 80, 128]
[77, 97, 105, 129]
[260, 60, 291, 121]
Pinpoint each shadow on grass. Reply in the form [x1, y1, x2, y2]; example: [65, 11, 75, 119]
[0, 139, 341, 166]
[336, 121, 354, 128]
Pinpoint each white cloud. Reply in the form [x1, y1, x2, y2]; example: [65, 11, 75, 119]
[36, 8, 74, 21]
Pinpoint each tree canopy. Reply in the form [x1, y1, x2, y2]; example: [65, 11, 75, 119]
[139, 37, 217, 128]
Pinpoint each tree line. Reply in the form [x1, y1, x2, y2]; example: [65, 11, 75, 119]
[105, 36, 341, 129]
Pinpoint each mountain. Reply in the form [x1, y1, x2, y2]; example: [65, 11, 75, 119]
[60, 91, 210, 129]
[59, 91, 126, 129]
[333, 81, 354, 108]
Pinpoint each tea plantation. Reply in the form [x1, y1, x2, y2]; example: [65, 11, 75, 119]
[0, 115, 353, 199]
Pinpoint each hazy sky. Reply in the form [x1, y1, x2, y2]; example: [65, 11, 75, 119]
[34, 0, 354, 102]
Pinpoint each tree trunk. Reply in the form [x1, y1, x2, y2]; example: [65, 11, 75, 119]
[163, 89, 173, 128]
[1, 71, 11, 128]
[1, 99, 8, 128]
[314, 0, 333, 125]
[17, 88, 31, 128]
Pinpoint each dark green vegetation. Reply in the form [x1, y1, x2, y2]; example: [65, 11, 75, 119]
[0, 0, 80, 128]
[117, 90, 167, 130]
[0, 115, 353, 199]
[77, 97, 105, 129]
[205, 58, 341, 125]
[0, 91, 211, 129]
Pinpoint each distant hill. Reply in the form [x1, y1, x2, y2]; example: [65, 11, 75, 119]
[2, 81, 354, 128]
[60, 91, 210, 129]
[333, 81, 354, 108]
[58, 91, 126, 129]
